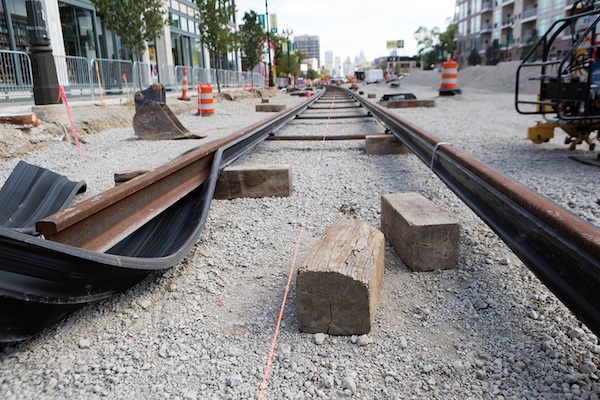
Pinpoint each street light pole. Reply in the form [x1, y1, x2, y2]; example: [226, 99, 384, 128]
[265, 0, 274, 87]
[283, 28, 293, 86]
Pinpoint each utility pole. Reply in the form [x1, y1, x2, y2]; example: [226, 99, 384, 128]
[265, 0, 274, 87]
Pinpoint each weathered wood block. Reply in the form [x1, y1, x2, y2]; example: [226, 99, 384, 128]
[365, 134, 411, 155]
[0, 113, 38, 126]
[255, 104, 286, 112]
[367, 93, 376, 99]
[381, 193, 459, 271]
[261, 98, 269, 103]
[214, 165, 291, 199]
[296, 219, 385, 335]
[386, 99, 435, 108]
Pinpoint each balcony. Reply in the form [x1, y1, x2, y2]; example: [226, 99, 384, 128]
[502, 0, 515, 5]
[480, 23, 493, 33]
[522, 8, 537, 23]
[502, 17, 514, 28]
[481, 1, 493, 12]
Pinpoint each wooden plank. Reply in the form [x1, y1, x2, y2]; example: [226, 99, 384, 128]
[296, 219, 385, 335]
[214, 165, 292, 199]
[256, 104, 286, 112]
[381, 193, 459, 271]
[386, 99, 435, 108]
[365, 134, 411, 155]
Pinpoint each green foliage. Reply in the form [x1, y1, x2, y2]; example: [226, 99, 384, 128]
[196, 0, 238, 92]
[468, 48, 481, 66]
[306, 68, 318, 80]
[520, 29, 539, 60]
[270, 33, 304, 78]
[414, 22, 457, 67]
[239, 10, 264, 77]
[414, 26, 439, 56]
[90, 0, 166, 62]
[486, 40, 501, 65]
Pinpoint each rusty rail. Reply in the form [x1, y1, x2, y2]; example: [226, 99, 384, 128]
[36, 91, 322, 252]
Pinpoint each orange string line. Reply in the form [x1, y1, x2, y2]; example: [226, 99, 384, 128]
[258, 89, 338, 399]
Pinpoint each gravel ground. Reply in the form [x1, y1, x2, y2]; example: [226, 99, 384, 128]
[0, 65, 599, 400]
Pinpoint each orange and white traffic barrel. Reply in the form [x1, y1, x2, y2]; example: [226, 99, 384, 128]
[350, 75, 358, 90]
[439, 60, 461, 95]
[198, 84, 214, 116]
[179, 68, 190, 101]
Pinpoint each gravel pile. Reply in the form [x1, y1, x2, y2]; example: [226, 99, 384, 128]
[0, 64, 598, 400]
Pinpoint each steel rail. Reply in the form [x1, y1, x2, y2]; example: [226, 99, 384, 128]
[36, 91, 324, 252]
[337, 86, 600, 336]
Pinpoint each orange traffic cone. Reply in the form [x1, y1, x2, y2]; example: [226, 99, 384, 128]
[179, 68, 190, 101]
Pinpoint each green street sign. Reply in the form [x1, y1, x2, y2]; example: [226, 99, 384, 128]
[270, 28, 277, 34]
[257, 14, 265, 29]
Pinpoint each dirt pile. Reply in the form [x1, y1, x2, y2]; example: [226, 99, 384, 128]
[403, 61, 539, 94]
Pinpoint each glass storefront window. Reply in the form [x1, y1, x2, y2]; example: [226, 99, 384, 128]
[59, 3, 97, 58]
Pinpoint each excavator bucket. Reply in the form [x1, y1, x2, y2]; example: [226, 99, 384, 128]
[133, 83, 206, 140]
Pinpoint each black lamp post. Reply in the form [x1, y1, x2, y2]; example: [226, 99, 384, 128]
[26, 0, 60, 105]
[265, 0, 274, 87]
[283, 28, 293, 86]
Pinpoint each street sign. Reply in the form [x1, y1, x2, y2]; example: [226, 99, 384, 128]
[257, 14, 265, 29]
[386, 40, 405, 49]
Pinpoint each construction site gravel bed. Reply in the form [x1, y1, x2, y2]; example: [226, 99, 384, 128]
[0, 64, 599, 400]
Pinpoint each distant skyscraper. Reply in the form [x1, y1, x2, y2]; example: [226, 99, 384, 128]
[295, 35, 321, 66]
[325, 51, 334, 76]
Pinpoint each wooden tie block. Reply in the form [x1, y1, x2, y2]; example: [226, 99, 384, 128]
[296, 219, 385, 335]
[365, 134, 411, 155]
[214, 164, 291, 199]
[255, 104, 286, 112]
[386, 99, 435, 108]
[381, 193, 459, 271]
[367, 93, 376, 99]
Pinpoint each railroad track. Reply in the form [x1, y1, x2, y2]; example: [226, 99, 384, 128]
[1, 85, 598, 341]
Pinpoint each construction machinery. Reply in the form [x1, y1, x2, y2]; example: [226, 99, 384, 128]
[516, 0, 600, 151]
[133, 83, 206, 140]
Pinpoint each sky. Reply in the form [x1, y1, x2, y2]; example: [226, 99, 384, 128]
[234, 0, 456, 63]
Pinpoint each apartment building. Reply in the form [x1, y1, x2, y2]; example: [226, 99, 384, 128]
[454, 0, 576, 66]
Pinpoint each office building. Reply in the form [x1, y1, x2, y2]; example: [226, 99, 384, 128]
[294, 34, 320, 67]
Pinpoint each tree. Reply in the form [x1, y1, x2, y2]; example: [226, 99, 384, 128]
[436, 23, 457, 59]
[271, 33, 304, 80]
[468, 48, 481, 66]
[414, 22, 458, 68]
[239, 10, 264, 88]
[196, 0, 238, 93]
[90, 0, 166, 89]
[486, 39, 501, 65]
[414, 26, 439, 56]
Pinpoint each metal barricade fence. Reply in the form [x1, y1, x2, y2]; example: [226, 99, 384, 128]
[90, 58, 134, 98]
[174, 65, 192, 93]
[133, 61, 159, 90]
[54, 55, 92, 97]
[161, 64, 177, 91]
[0, 50, 33, 101]
[0, 55, 261, 102]
[253, 73, 265, 88]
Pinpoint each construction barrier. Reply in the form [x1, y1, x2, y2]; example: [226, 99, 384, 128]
[439, 60, 461, 95]
[179, 68, 190, 101]
[198, 84, 214, 116]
